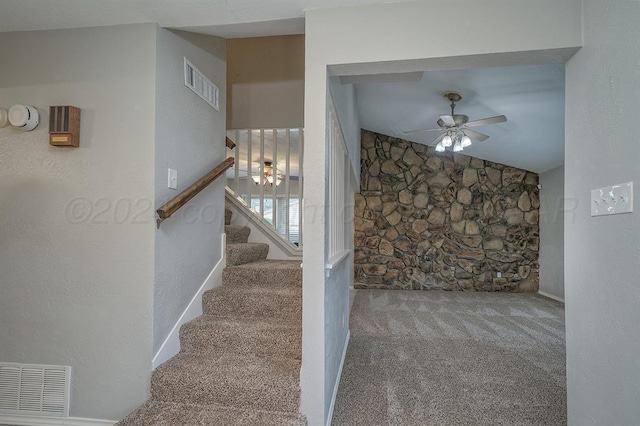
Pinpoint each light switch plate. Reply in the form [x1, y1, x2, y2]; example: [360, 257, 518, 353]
[591, 181, 633, 216]
[168, 168, 178, 190]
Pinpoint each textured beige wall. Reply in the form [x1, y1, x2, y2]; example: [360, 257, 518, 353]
[227, 35, 304, 129]
[0, 24, 156, 420]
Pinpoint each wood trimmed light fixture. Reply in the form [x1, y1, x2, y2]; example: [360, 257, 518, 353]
[252, 161, 283, 187]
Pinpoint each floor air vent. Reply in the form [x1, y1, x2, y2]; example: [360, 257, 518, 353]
[0, 362, 70, 417]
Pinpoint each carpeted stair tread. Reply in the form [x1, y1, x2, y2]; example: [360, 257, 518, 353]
[180, 316, 301, 359]
[151, 353, 301, 414]
[226, 242, 269, 266]
[117, 400, 306, 426]
[202, 286, 301, 321]
[223, 260, 302, 289]
[116, 204, 305, 425]
[225, 225, 251, 244]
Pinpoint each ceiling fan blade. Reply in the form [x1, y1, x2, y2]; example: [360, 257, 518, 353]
[465, 115, 507, 128]
[439, 115, 456, 126]
[429, 132, 446, 146]
[463, 129, 490, 142]
[403, 127, 444, 134]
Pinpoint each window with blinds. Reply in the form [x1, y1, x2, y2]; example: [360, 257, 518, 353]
[250, 197, 300, 245]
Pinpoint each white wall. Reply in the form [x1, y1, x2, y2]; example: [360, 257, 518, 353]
[154, 29, 227, 355]
[227, 35, 304, 129]
[539, 166, 565, 301]
[304, 1, 582, 425]
[565, 1, 640, 424]
[0, 24, 156, 420]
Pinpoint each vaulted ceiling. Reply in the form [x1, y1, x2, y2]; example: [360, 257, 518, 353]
[355, 64, 566, 173]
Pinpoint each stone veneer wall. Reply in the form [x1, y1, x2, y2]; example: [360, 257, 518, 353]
[354, 130, 540, 292]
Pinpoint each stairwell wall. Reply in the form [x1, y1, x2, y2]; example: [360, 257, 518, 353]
[153, 29, 227, 356]
[227, 35, 304, 129]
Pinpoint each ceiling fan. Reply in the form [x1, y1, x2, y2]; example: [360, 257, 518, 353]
[404, 91, 507, 153]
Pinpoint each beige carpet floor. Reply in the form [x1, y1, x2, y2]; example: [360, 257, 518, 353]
[332, 290, 566, 426]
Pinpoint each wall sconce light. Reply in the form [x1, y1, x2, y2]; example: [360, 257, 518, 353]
[49, 106, 81, 147]
[8, 104, 39, 131]
[0, 108, 8, 128]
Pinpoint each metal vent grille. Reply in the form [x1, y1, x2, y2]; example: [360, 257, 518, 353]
[0, 363, 70, 417]
[184, 57, 219, 110]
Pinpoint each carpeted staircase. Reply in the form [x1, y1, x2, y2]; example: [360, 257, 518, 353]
[118, 209, 305, 425]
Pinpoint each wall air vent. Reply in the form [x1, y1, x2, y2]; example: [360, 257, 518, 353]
[0, 362, 71, 417]
[184, 57, 219, 111]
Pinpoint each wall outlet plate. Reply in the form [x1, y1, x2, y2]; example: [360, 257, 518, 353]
[591, 181, 633, 216]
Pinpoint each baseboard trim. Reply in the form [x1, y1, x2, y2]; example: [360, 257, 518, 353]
[538, 291, 565, 303]
[152, 234, 226, 369]
[0, 414, 115, 426]
[326, 330, 350, 426]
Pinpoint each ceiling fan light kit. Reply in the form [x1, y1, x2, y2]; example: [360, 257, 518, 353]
[252, 161, 283, 187]
[405, 91, 507, 154]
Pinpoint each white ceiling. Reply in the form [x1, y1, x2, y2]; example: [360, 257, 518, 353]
[0, 0, 406, 38]
[355, 64, 566, 173]
[0, 0, 567, 173]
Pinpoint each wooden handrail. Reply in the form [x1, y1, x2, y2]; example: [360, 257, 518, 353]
[156, 157, 235, 228]
[225, 137, 236, 149]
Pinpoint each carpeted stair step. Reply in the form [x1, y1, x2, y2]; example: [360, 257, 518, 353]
[225, 208, 232, 226]
[223, 260, 302, 289]
[226, 242, 269, 266]
[225, 225, 251, 244]
[117, 400, 306, 426]
[202, 287, 301, 322]
[179, 316, 301, 359]
[151, 353, 301, 414]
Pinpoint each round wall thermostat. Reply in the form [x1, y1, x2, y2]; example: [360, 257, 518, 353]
[9, 104, 39, 131]
[0, 108, 8, 128]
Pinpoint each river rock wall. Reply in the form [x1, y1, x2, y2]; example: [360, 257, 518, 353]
[354, 130, 540, 292]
